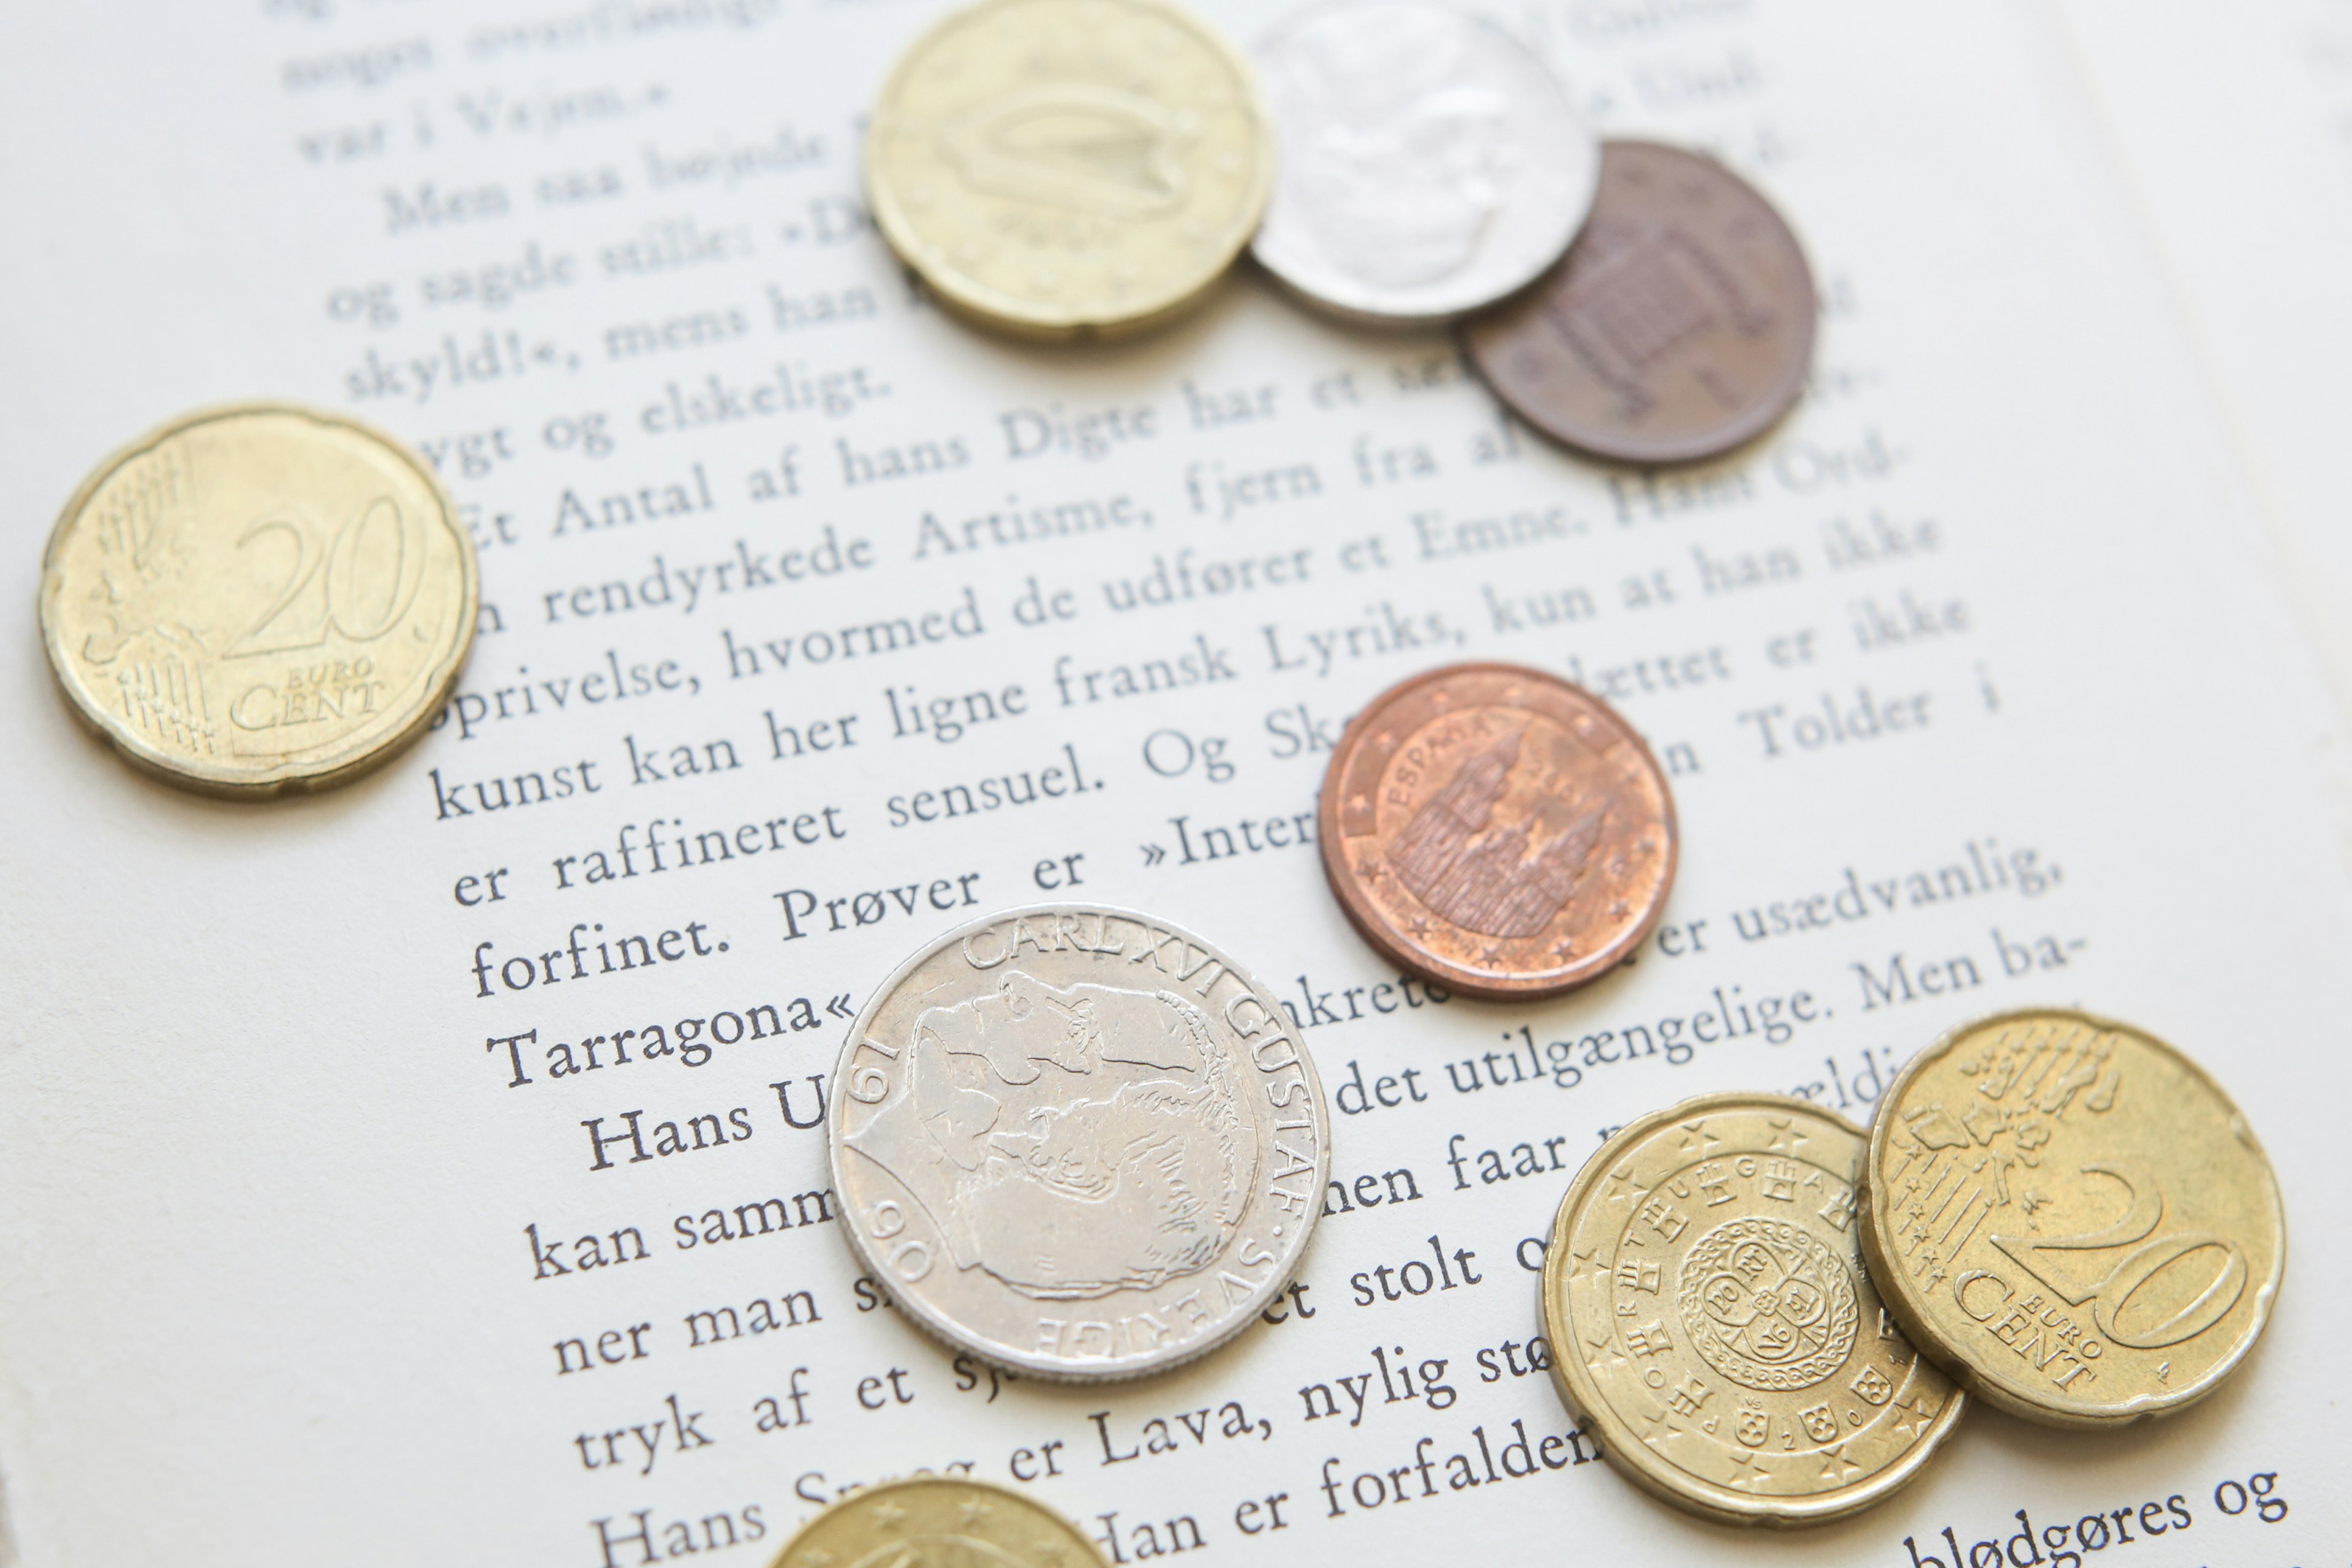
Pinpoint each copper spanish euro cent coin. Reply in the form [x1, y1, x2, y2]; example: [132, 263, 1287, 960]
[1861, 1009, 2285, 1429]
[1545, 1093, 1964, 1527]
[38, 402, 477, 797]
[1318, 663, 1675, 999]
[1461, 140, 1817, 464]
[865, 0, 1275, 339]
[827, 905, 1329, 1381]
[772, 1477, 1107, 1568]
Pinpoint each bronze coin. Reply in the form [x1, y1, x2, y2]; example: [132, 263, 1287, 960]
[1317, 663, 1677, 999]
[1460, 140, 1817, 465]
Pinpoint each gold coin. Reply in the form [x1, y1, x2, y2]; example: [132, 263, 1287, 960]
[39, 403, 477, 797]
[865, 0, 1275, 339]
[1544, 1092, 1963, 1526]
[770, 1477, 1106, 1568]
[1861, 1009, 2284, 1428]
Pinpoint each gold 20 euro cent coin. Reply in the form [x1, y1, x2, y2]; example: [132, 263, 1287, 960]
[1861, 1009, 2285, 1428]
[771, 1477, 1107, 1568]
[865, 0, 1275, 339]
[1545, 1093, 1963, 1526]
[828, 905, 1329, 1381]
[38, 403, 477, 797]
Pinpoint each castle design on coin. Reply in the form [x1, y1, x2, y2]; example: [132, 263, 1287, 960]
[38, 403, 476, 796]
[1545, 1093, 1964, 1526]
[1861, 1009, 2285, 1428]
[865, 0, 1275, 338]
[1462, 140, 1817, 464]
[1250, 1, 1598, 324]
[829, 907, 1328, 1381]
[1319, 663, 1675, 998]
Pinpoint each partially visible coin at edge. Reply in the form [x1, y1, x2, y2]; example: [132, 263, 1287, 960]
[1250, 0, 1598, 325]
[865, 0, 1275, 339]
[773, 1477, 1107, 1568]
[827, 904, 1330, 1381]
[39, 402, 477, 797]
[1861, 1009, 2285, 1429]
[1546, 1092, 1966, 1528]
[1319, 662, 1676, 1000]
[1461, 139, 1817, 464]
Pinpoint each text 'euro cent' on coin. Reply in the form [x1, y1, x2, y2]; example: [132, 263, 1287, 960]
[38, 402, 477, 797]
[1463, 139, 1817, 465]
[1319, 663, 1676, 1000]
[1861, 1009, 2285, 1428]
[1250, 0, 1599, 325]
[1546, 1093, 1964, 1527]
[865, 0, 1275, 339]
[827, 905, 1329, 1381]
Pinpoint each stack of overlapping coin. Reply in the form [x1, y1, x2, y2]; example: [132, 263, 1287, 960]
[1525, 1011, 2283, 1528]
[864, 0, 1819, 463]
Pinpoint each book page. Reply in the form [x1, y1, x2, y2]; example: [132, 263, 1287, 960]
[2055, 0, 2352, 734]
[0, 0, 2344, 1563]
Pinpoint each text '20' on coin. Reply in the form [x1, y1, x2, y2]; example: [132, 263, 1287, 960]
[1462, 140, 1817, 465]
[774, 1477, 1106, 1568]
[827, 905, 1329, 1381]
[1861, 1009, 2285, 1428]
[38, 403, 477, 797]
[865, 0, 1275, 339]
[1250, 1, 1598, 325]
[1319, 663, 1675, 1000]
[1546, 1093, 1964, 1527]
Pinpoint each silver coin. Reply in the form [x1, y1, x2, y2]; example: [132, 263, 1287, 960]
[1250, 1, 1599, 325]
[827, 905, 1330, 1382]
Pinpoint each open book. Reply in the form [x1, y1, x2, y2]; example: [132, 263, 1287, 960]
[2, 0, 2344, 1561]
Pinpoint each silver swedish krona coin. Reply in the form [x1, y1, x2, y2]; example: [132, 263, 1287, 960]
[1250, 0, 1599, 325]
[828, 905, 1330, 1381]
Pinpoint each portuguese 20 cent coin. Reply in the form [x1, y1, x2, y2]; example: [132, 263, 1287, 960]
[865, 0, 1276, 339]
[1461, 140, 1817, 464]
[38, 402, 477, 797]
[1545, 1093, 1965, 1527]
[1250, 1, 1599, 325]
[827, 905, 1330, 1381]
[1318, 663, 1676, 1000]
[774, 1477, 1107, 1568]
[1861, 1009, 2285, 1428]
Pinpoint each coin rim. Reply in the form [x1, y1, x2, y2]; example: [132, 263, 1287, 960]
[775, 1475, 1107, 1567]
[1246, 0, 1598, 326]
[825, 901, 1330, 1382]
[1545, 1090, 1967, 1528]
[864, 0, 1277, 341]
[1858, 1006, 2287, 1430]
[1460, 138, 1819, 466]
[36, 400, 479, 799]
[1315, 661, 1678, 1000]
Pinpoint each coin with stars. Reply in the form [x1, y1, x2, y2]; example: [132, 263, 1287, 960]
[1861, 1009, 2285, 1428]
[1544, 1091, 1964, 1526]
[1317, 662, 1677, 999]
[771, 1477, 1104, 1567]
